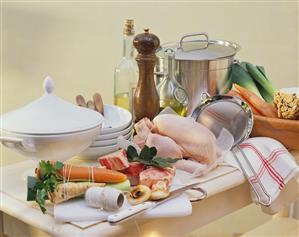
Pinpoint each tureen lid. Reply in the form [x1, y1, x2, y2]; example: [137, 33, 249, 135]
[0, 76, 104, 135]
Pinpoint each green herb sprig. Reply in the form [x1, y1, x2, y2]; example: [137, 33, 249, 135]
[126, 145, 179, 168]
[27, 160, 64, 213]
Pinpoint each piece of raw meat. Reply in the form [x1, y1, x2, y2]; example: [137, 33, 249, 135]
[122, 162, 145, 186]
[153, 114, 218, 164]
[98, 149, 129, 170]
[139, 167, 174, 188]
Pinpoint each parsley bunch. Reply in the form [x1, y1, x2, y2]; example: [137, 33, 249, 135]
[27, 160, 64, 213]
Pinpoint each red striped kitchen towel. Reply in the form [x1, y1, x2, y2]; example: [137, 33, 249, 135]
[228, 137, 299, 205]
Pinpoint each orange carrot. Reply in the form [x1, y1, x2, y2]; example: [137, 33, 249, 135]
[226, 90, 261, 115]
[233, 84, 277, 118]
[37, 162, 127, 183]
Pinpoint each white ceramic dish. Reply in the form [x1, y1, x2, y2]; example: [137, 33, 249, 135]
[96, 123, 133, 140]
[0, 77, 104, 161]
[1, 126, 101, 161]
[91, 130, 132, 147]
[101, 105, 132, 134]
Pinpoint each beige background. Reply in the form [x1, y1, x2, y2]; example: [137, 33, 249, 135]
[0, 2, 298, 236]
[1, 1, 298, 166]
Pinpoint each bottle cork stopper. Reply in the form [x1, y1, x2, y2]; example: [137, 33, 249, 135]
[124, 19, 134, 35]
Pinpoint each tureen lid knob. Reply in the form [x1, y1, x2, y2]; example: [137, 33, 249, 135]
[43, 76, 54, 94]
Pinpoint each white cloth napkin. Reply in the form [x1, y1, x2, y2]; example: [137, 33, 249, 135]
[224, 137, 299, 205]
[54, 194, 192, 222]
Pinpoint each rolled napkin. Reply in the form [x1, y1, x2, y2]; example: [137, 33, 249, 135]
[85, 187, 124, 211]
[224, 137, 299, 205]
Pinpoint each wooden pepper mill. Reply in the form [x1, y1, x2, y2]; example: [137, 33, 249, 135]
[133, 28, 160, 122]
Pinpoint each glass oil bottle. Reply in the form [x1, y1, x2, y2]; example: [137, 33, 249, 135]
[157, 49, 188, 116]
[114, 19, 138, 113]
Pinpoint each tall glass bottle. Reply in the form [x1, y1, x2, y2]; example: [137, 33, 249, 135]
[114, 19, 138, 113]
[157, 49, 188, 116]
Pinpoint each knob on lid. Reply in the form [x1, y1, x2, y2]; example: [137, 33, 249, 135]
[133, 28, 160, 54]
[0, 76, 104, 135]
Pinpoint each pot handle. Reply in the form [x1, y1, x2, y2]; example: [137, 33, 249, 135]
[0, 136, 36, 152]
[179, 32, 209, 49]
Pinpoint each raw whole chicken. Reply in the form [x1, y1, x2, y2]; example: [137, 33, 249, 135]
[134, 114, 219, 165]
[153, 114, 219, 164]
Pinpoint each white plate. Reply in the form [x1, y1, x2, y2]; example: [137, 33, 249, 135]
[79, 144, 119, 159]
[91, 131, 132, 147]
[96, 123, 133, 140]
[101, 105, 132, 134]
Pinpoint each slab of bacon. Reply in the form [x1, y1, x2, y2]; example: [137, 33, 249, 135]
[98, 149, 129, 171]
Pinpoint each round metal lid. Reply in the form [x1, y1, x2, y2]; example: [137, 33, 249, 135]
[191, 93, 253, 146]
[0, 76, 104, 135]
[158, 32, 240, 61]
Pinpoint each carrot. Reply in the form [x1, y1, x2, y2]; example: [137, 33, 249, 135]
[37, 162, 127, 183]
[233, 84, 277, 118]
[226, 90, 261, 115]
[60, 164, 127, 183]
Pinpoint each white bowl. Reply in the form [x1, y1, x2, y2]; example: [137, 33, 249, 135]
[91, 130, 132, 147]
[1, 126, 101, 161]
[101, 105, 132, 134]
[79, 144, 119, 158]
[96, 123, 133, 140]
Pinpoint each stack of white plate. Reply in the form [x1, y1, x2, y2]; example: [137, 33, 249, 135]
[79, 104, 133, 158]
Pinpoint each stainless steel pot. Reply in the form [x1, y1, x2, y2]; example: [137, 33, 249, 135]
[156, 32, 240, 115]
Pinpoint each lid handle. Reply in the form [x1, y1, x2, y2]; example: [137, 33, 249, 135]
[179, 32, 209, 50]
[43, 76, 55, 94]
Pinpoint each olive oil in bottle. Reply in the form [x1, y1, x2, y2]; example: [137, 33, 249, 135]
[114, 19, 138, 112]
[157, 49, 188, 116]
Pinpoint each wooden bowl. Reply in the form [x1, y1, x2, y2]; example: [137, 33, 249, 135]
[251, 115, 299, 150]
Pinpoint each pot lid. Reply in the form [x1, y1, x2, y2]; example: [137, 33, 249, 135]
[0, 76, 104, 135]
[159, 32, 240, 61]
